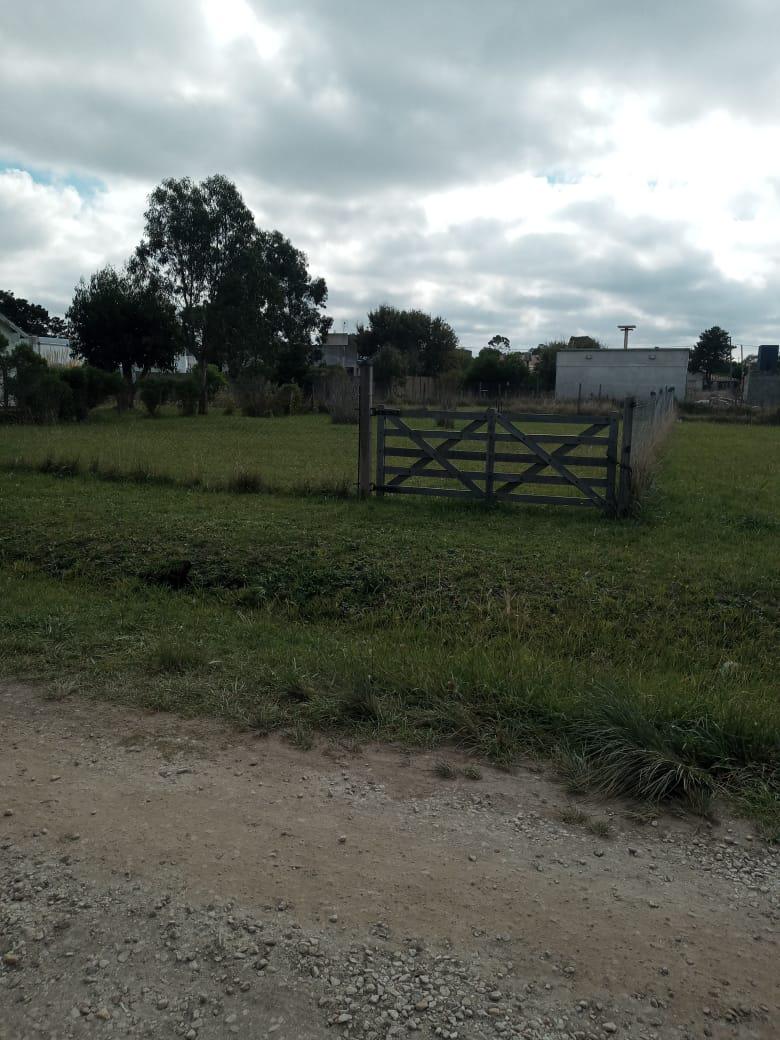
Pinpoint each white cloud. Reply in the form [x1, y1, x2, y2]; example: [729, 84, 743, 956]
[2, 1, 780, 348]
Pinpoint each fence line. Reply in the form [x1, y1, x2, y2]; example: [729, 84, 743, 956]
[620, 387, 677, 506]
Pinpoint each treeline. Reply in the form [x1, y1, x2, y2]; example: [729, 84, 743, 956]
[360, 317, 604, 395]
[66, 174, 331, 414]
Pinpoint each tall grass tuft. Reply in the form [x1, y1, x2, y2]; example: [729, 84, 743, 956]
[225, 468, 266, 494]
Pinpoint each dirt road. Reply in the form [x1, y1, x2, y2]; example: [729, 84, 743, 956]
[0, 682, 777, 1039]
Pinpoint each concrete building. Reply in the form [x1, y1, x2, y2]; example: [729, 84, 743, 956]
[555, 348, 689, 402]
[321, 333, 358, 375]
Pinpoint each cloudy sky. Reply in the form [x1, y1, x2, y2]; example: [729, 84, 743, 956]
[2, 0, 780, 352]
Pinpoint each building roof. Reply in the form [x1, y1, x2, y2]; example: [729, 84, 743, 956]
[0, 310, 31, 338]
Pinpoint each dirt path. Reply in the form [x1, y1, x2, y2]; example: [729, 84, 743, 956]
[0, 682, 777, 1040]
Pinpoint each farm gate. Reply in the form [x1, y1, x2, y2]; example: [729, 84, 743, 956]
[369, 405, 621, 512]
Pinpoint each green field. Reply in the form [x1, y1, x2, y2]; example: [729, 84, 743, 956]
[1, 411, 778, 830]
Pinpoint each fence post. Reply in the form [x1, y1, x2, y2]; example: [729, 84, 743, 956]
[485, 407, 497, 500]
[375, 406, 386, 497]
[605, 415, 619, 516]
[358, 360, 373, 499]
[617, 396, 636, 516]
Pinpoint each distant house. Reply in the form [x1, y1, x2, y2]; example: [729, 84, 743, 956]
[0, 311, 75, 366]
[0, 311, 30, 349]
[321, 333, 358, 376]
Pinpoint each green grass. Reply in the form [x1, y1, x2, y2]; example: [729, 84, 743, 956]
[0, 408, 357, 492]
[0, 413, 778, 833]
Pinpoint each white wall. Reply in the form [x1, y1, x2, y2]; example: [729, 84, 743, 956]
[555, 348, 689, 401]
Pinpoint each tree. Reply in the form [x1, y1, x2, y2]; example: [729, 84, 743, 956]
[464, 347, 529, 395]
[0, 289, 69, 337]
[134, 175, 258, 413]
[530, 340, 568, 392]
[488, 334, 511, 353]
[372, 343, 407, 392]
[0, 290, 51, 335]
[356, 306, 460, 376]
[567, 335, 604, 351]
[68, 266, 179, 406]
[689, 326, 732, 381]
[47, 315, 71, 338]
[253, 230, 331, 384]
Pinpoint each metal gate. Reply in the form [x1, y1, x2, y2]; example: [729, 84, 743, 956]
[372, 406, 620, 512]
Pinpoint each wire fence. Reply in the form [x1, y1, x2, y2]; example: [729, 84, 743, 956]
[628, 387, 677, 500]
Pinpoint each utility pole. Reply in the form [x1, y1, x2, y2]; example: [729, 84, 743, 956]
[618, 324, 637, 350]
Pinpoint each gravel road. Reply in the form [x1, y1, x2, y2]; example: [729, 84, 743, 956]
[0, 682, 777, 1039]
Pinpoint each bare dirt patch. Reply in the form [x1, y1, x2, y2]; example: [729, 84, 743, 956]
[1, 682, 777, 1039]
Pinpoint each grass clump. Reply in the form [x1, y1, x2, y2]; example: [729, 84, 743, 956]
[225, 468, 266, 494]
[557, 806, 589, 826]
[587, 818, 613, 839]
[147, 641, 206, 674]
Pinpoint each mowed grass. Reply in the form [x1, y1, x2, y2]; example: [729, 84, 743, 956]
[0, 415, 778, 831]
[0, 408, 357, 492]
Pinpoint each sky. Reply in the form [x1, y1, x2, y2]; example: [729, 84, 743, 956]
[2, 0, 780, 354]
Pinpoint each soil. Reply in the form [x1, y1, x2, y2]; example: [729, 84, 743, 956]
[0, 681, 777, 1039]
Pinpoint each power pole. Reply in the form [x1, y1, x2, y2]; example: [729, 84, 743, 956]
[618, 324, 637, 350]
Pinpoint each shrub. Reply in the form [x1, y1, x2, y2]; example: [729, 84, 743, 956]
[60, 366, 124, 421]
[324, 369, 357, 424]
[9, 346, 72, 423]
[231, 373, 277, 417]
[174, 375, 200, 416]
[138, 375, 174, 417]
[273, 382, 304, 416]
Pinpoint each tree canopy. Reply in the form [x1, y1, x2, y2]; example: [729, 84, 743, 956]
[463, 347, 529, 394]
[355, 305, 460, 377]
[134, 175, 258, 412]
[67, 266, 179, 403]
[689, 326, 732, 379]
[132, 175, 330, 407]
[0, 289, 68, 337]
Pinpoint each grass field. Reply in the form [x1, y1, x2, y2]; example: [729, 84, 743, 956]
[1, 411, 778, 832]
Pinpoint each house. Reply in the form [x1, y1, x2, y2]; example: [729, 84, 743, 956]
[0, 311, 75, 367]
[321, 333, 358, 376]
[555, 347, 689, 401]
[0, 311, 31, 349]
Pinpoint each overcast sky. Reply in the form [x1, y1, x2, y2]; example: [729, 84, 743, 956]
[2, 0, 780, 352]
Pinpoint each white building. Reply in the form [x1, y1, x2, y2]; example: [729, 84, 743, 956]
[0, 311, 75, 366]
[321, 333, 358, 375]
[555, 348, 689, 402]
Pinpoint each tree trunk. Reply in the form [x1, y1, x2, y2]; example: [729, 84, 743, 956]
[122, 362, 135, 410]
[198, 359, 209, 415]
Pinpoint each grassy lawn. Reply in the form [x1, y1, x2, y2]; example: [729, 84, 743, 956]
[0, 408, 358, 491]
[1, 412, 778, 831]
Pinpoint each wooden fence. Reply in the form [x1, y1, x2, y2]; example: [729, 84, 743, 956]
[356, 365, 671, 514]
[372, 405, 621, 511]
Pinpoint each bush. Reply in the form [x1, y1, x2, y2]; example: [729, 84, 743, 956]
[273, 382, 304, 415]
[174, 375, 200, 416]
[231, 373, 277, 417]
[138, 375, 174, 417]
[60, 366, 124, 421]
[322, 368, 357, 424]
[8, 345, 71, 423]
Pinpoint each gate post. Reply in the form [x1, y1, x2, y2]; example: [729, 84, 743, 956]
[617, 396, 635, 516]
[358, 360, 373, 499]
